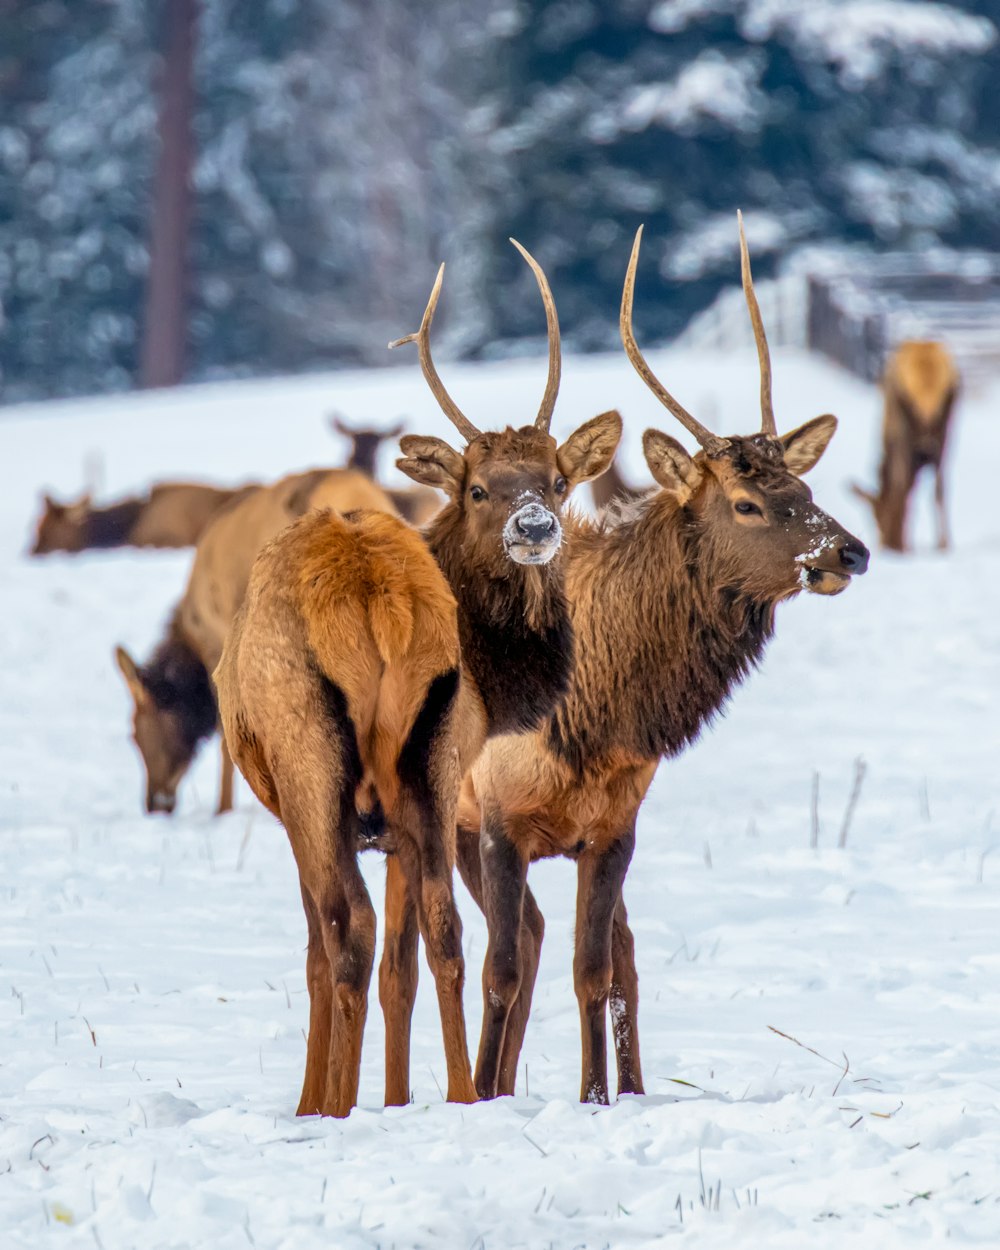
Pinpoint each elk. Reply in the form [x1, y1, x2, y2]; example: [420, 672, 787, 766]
[30, 481, 256, 555]
[402, 213, 868, 1107]
[216, 243, 621, 1117]
[851, 340, 959, 552]
[588, 456, 648, 512]
[329, 413, 442, 525]
[115, 468, 395, 815]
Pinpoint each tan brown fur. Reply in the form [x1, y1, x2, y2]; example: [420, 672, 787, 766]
[30, 481, 257, 555]
[116, 468, 397, 816]
[329, 414, 443, 525]
[853, 340, 960, 552]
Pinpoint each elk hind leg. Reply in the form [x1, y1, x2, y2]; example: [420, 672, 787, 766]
[934, 464, 950, 551]
[297, 879, 333, 1116]
[610, 894, 644, 1096]
[216, 732, 234, 815]
[379, 852, 419, 1106]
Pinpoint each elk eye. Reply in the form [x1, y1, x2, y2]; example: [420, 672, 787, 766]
[734, 500, 761, 516]
[469, 485, 488, 502]
[554, 476, 567, 495]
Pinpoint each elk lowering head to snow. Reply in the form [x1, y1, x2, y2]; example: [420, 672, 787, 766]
[852, 340, 959, 552]
[216, 243, 620, 1117]
[328, 413, 441, 525]
[30, 482, 256, 555]
[423, 213, 870, 1107]
[115, 468, 396, 816]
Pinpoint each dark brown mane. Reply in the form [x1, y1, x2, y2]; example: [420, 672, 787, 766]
[426, 502, 573, 738]
[139, 614, 217, 754]
[548, 495, 774, 776]
[82, 497, 147, 548]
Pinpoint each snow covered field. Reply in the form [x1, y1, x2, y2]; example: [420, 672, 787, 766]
[2, 346, 998, 1248]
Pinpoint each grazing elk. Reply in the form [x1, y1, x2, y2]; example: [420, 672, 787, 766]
[329, 413, 443, 525]
[116, 468, 395, 815]
[852, 340, 959, 552]
[588, 456, 648, 512]
[30, 481, 256, 555]
[216, 244, 621, 1116]
[422, 214, 868, 1106]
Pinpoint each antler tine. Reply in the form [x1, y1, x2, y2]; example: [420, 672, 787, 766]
[620, 225, 725, 453]
[737, 210, 777, 438]
[388, 263, 481, 444]
[509, 238, 561, 432]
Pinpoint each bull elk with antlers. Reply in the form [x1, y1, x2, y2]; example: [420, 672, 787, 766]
[376, 213, 868, 1106]
[852, 340, 959, 552]
[215, 242, 621, 1116]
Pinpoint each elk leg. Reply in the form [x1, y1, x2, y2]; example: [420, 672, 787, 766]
[458, 819, 540, 1097]
[379, 853, 419, 1106]
[610, 894, 644, 1096]
[297, 879, 333, 1116]
[934, 464, 950, 551]
[574, 827, 636, 1105]
[216, 733, 234, 815]
[497, 888, 544, 1097]
[475, 809, 528, 1100]
[319, 861, 376, 1118]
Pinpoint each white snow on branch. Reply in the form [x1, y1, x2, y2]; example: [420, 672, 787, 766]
[619, 51, 764, 136]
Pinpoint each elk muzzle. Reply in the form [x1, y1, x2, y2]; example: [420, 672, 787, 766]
[146, 786, 178, 815]
[502, 500, 562, 565]
[798, 529, 870, 596]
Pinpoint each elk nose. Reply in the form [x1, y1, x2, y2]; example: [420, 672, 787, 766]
[148, 791, 176, 815]
[839, 538, 870, 575]
[514, 503, 558, 545]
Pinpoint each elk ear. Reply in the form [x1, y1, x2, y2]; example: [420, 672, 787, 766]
[329, 413, 350, 436]
[396, 435, 465, 496]
[386, 419, 406, 439]
[642, 429, 702, 502]
[556, 410, 623, 488]
[42, 493, 63, 514]
[780, 414, 837, 476]
[115, 646, 149, 707]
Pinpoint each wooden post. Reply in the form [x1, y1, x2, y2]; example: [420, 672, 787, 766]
[140, 0, 197, 389]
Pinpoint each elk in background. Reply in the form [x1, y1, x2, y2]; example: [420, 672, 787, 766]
[424, 214, 869, 1106]
[329, 413, 442, 524]
[852, 340, 959, 552]
[217, 244, 621, 1116]
[588, 456, 648, 512]
[30, 481, 257, 555]
[115, 468, 395, 816]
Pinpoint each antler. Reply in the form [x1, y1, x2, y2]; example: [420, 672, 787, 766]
[737, 209, 777, 438]
[389, 264, 481, 444]
[620, 225, 727, 454]
[509, 238, 561, 432]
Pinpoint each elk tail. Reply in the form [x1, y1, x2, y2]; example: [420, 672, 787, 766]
[365, 551, 415, 666]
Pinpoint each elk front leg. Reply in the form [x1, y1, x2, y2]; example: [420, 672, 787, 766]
[574, 827, 636, 1105]
[934, 464, 950, 551]
[610, 894, 644, 1096]
[457, 821, 541, 1098]
[475, 809, 528, 1100]
[379, 853, 419, 1106]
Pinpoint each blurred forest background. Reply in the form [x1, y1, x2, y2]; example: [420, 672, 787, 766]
[1, 0, 998, 402]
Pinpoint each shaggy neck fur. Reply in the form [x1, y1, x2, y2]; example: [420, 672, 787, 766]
[141, 614, 218, 751]
[548, 494, 778, 776]
[83, 498, 146, 548]
[426, 507, 573, 738]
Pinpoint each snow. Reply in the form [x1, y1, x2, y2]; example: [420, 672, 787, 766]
[2, 347, 999, 1247]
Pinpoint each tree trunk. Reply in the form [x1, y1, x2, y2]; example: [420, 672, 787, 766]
[140, 0, 197, 389]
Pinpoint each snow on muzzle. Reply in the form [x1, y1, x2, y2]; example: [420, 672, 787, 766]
[502, 499, 562, 565]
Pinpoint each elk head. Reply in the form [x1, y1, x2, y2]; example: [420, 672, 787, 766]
[115, 645, 209, 815]
[390, 240, 622, 573]
[30, 492, 93, 555]
[329, 414, 407, 478]
[622, 214, 869, 600]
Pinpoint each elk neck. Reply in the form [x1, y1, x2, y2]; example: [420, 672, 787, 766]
[548, 493, 777, 776]
[425, 507, 573, 739]
[141, 613, 218, 749]
[82, 497, 146, 548]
